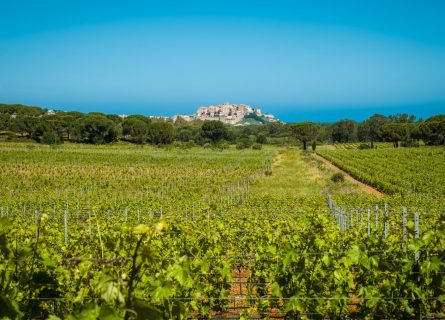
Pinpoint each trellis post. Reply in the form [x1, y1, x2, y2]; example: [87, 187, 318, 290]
[414, 212, 420, 261]
[64, 210, 68, 246]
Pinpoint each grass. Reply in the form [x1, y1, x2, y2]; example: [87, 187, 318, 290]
[251, 148, 369, 199]
[251, 149, 327, 197]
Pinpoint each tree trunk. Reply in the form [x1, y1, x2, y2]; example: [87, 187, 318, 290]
[303, 141, 307, 150]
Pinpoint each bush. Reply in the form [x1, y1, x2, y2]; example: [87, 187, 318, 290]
[172, 141, 182, 148]
[41, 131, 61, 145]
[216, 141, 230, 151]
[252, 143, 262, 150]
[401, 139, 419, 148]
[358, 143, 371, 150]
[162, 144, 173, 151]
[0, 131, 16, 141]
[236, 142, 248, 150]
[331, 172, 345, 183]
[173, 141, 195, 149]
[236, 136, 253, 149]
[183, 141, 196, 149]
[255, 134, 267, 144]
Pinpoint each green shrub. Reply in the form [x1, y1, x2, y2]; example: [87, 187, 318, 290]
[172, 141, 182, 148]
[358, 143, 371, 150]
[173, 141, 195, 149]
[236, 136, 253, 150]
[252, 143, 262, 150]
[255, 134, 267, 144]
[330, 172, 345, 183]
[236, 142, 248, 150]
[41, 131, 61, 145]
[216, 141, 230, 150]
[183, 141, 196, 149]
[0, 131, 16, 141]
[401, 139, 419, 148]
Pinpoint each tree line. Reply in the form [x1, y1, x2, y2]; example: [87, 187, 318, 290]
[0, 103, 444, 149]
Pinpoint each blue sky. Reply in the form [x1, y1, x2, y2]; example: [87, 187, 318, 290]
[1, 0, 445, 122]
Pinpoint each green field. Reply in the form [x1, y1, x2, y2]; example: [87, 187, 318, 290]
[1, 143, 445, 319]
[317, 147, 445, 195]
[332, 142, 395, 150]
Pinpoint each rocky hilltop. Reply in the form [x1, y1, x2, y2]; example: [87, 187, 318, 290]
[173, 103, 278, 126]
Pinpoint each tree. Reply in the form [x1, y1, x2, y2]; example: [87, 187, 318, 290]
[288, 122, 320, 150]
[0, 103, 44, 117]
[53, 112, 84, 141]
[399, 123, 421, 147]
[106, 114, 123, 123]
[147, 122, 174, 145]
[379, 123, 407, 148]
[407, 123, 422, 142]
[173, 116, 189, 128]
[421, 115, 445, 145]
[122, 118, 148, 143]
[0, 114, 10, 130]
[330, 119, 358, 143]
[41, 130, 61, 145]
[77, 114, 118, 144]
[256, 133, 268, 144]
[389, 113, 416, 123]
[175, 127, 194, 142]
[30, 118, 47, 142]
[265, 123, 287, 137]
[125, 114, 151, 124]
[201, 121, 228, 142]
[359, 114, 388, 148]
[236, 135, 253, 149]
[11, 115, 39, 137]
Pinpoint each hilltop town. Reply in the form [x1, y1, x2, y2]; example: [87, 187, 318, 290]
[1, 102, 279, 126]
[173, 103, 278, 125]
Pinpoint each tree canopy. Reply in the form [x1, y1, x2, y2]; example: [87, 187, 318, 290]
[201, 121, 228, 142]
[1, 102, 444, 147]
[288, 122, 320, 150]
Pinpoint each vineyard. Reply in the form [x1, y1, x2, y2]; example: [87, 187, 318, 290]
[317, 147, 445, 195]
[331, 143, 395, 150]
[1, 143, 445, 319]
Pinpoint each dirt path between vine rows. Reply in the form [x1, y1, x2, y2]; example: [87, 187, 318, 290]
[315, 154, 385, 197]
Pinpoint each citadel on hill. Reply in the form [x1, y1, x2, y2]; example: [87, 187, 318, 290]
[173, 103, 279, 126]
[0, 102, 279, 126]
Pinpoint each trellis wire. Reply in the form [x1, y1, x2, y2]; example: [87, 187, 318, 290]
[11, 247, 445, 263]
[24, 295, 445, 301]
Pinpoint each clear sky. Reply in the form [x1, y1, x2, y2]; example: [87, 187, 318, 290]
[1, 0, 445, 122]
